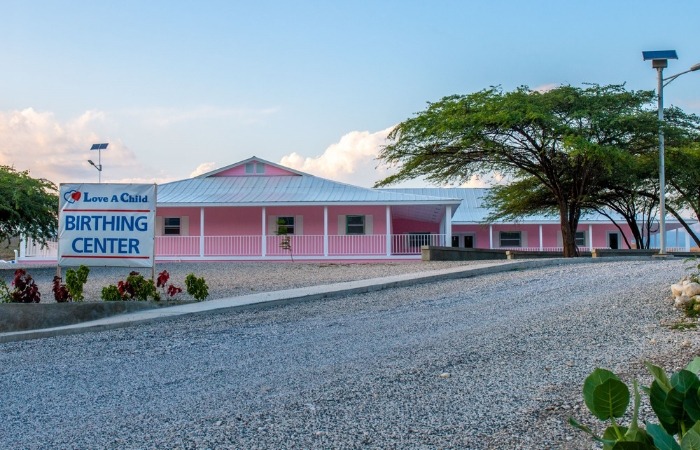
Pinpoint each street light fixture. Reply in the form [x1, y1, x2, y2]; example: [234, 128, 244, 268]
[88, 143, 108, 183]
[642, 50, 700, 255]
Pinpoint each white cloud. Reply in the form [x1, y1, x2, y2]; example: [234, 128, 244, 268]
[0, 108, 165, 185]
[189, 162, 217, 178]
[533, 83, 558, 93]
[280, 126, 507, 189]
[280, 126, 395, 187]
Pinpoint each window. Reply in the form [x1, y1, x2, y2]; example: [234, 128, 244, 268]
[575, 231, 586, 247]
[346, 215, 365, 235]
[245, 162, 265, 174]
[163, 217, 181, 235]
[276, 216, 295, 235]
[499, 231, 521, 247]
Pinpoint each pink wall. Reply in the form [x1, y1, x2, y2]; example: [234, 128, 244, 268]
[211, 163, 297, 177]
[157, 206, 390, 236]
[392, 218, 440, 234]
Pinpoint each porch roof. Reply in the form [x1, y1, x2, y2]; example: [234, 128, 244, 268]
[383, 188, 684, 225]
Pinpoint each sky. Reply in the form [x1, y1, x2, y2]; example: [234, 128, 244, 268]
[1, 0, 699, 188]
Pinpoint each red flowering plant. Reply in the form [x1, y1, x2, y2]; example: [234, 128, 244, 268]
[156, 270, 182, 299]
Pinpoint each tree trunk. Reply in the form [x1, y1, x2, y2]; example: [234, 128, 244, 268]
[559, 206, 579, 257]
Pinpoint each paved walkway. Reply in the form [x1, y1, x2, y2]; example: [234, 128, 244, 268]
[0, 257, 646, 343]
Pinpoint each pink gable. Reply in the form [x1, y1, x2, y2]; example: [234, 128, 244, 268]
[210, 161, 299, 177]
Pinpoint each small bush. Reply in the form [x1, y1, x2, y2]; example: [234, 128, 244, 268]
[185, 274, 208, 301]
[3, 269, 41, 303]
[102, 271, 160, 301]
[65, 265, 90, 301]
[52, 276, 71, 302]
[101, 285, 121, 301]
[156, 270, 182, 299]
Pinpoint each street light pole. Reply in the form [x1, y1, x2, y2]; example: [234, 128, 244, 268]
[642, 50, 700, 255]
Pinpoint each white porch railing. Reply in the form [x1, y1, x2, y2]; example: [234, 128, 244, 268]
[18, 235, 690, 261]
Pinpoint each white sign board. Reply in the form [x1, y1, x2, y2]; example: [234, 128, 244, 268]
[58, 183, 156, 267]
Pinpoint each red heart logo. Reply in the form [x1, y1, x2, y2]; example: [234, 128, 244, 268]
[71, 191, 81, 201]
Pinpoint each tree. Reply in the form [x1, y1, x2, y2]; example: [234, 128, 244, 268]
[375, 84, 660, 257]
[666, 144, 700, 247]
[0, 166, 58, 246]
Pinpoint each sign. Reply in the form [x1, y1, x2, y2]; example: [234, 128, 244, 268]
[58, 183, 156, 267]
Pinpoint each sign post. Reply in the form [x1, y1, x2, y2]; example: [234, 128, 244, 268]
[57, 183, 156, 269]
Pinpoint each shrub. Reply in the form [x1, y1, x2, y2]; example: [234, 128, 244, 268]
[101, 285, 122, 301]
[65, 265, 90, 301]
[102, 271, 160, 301]
[52, 276, 71, 302]
[156, 270, 182, 299]
[185, 274, 208, 301]
[570, 357, 700, 449]
[2, 269, 41, 303]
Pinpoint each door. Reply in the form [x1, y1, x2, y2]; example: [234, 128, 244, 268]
[608, 232, 619, 250]
[451, 236, 460, 247]
[464, 235, 474, 248]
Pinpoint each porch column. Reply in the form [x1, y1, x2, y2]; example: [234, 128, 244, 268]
[489, 225, 493, 249]
[261, 207, 267, 257]
[588, 225, 594, 251]
[199, 207, 205, 258]
[538, 225, 543, 251]
[686, 230, 692, 252]
[385, 206, 391, 256]
[323, 206, 329, 257]
[444, 206, 452, 248]
[19, 234, 26, 259]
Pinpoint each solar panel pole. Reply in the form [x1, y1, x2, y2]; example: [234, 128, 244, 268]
[88, 143, 108, 183]
[642, 51, 700, 255]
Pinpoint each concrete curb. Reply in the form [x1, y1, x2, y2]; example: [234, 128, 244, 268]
[0, 256, 659, 343]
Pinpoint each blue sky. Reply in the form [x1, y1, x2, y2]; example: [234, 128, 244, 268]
[2, 0, 699, 187]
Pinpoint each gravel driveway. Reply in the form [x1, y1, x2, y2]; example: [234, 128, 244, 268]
[0, 258, 695, 449]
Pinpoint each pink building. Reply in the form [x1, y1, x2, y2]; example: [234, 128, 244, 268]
[20, 156, 686, 262]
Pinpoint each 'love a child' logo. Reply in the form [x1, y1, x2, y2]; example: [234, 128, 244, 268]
[64, 190, 82, 203]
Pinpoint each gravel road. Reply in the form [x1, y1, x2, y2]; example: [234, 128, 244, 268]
[0, 258, 695, 449]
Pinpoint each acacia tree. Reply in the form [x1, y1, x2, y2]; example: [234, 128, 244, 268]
[375, 84, 659, 257]
[666, 144, 700, 247]
[0, 166, 58, 246]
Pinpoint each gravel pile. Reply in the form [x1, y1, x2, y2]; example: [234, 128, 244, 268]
[0, 258, 696, 449]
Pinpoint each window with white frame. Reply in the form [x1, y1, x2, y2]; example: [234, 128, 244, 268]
[575, 231, 586, 247]
[276, 216, 295, 235]
[163, 218, 181, 235]
[499, 231, 521, 247]
[346, 215, 365, 235]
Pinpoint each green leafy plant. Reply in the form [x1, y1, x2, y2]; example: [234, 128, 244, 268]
[65, 265, 90, 301]
[276, 218, 294, 261]
[101, 271, 160, 301]
[570, 357, 700, 449]
[0, 279, 11, 303]
[101, 285, 122, 301]
[185, 273, 208, 301]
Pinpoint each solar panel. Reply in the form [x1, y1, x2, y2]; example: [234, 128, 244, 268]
[90, 143, 109, 150]
[642, 50, 678, 61]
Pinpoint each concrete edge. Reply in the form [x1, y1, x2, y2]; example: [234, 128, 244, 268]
[0, 256, 658, 343]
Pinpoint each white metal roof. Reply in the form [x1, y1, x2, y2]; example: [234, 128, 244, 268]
[157, 158, 462, 210]
[383, 188, 678, 225]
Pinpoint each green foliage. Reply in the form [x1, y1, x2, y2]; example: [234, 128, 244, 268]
[571, 358, 700, 449]
[185, 273, 208, 301]
[375, 83, 700, 257]
[65, 265, 90, 301]
[0, 166, 58, 246]
[101, 271, 159, 301]
[101, 285, 121, 301]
